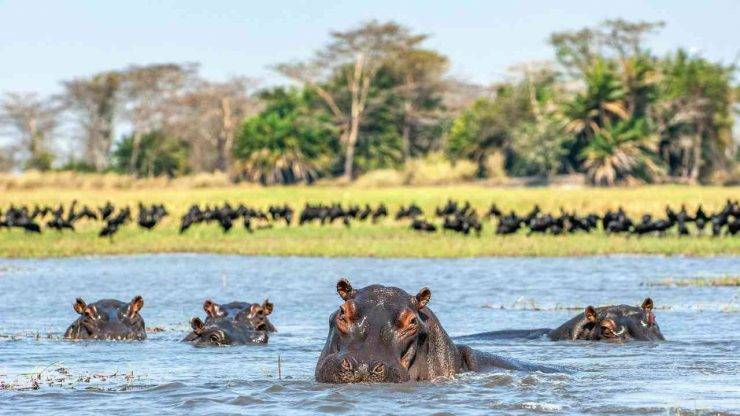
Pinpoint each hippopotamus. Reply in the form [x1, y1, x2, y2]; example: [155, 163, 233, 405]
[64, 296, 146, 340]
[456, 298, 664, 342]
[315, 279, 562, 383]
[184, 317, 269, 346]
[202, 299, 276, 332]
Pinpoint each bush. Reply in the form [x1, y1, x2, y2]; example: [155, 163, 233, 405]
[112, 131, 190, 177]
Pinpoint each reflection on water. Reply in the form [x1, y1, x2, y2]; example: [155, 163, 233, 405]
[0, 254, 738, 415]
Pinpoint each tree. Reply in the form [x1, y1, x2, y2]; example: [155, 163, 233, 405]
[233, 88, 339, 184]
[112, 130, 190, 177]
[654, 50, 734, 182]
[120, 63, 197, 175]
[0, 92, 59, 170]
[446, 83, 531, 177]
[581, 118, 661, 185]
[61, 71, 122, 170]
[386, 48, 449, 158]
[550, 19, 664, 76]
[276, 20, 432, 180]
[508, 65, 569, 176]
[168, 77, 260, 173]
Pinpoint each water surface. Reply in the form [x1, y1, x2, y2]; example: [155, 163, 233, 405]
[0, 254, 738, 415]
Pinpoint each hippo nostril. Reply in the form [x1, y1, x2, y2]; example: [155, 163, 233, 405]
[371, 362, 385, 376]
[341, 357, 353, 371]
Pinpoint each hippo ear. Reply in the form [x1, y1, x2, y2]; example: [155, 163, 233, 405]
[128, 295, 144, 316]
[413, 287, 431, 309]
[584, 306, 598, 322]
[641, 297, 654, 311]
[262, 299, 274, 315]
[336, 278, 356, 300]
[203, 299, 218, 317]
[190, 317, 204, 334]
[73, 298, 87, 314]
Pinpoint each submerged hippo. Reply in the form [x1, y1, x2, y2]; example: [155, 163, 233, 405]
[203, 299, 276, 332]
[64, 296, 146, 340]
[457, 298, 664, 342]
[184, 317, 268, 346]
[315, 279, 562, 383]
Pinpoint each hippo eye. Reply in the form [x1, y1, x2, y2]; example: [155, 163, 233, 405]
[602, 327, 615, 338]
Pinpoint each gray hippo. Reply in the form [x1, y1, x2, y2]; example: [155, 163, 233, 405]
[315, 279, 562, 383]
[203, 299, 276, 332]
[456, 298, 664, 342]
[184, 317, 268, 346]
[64, 296, 146, 340]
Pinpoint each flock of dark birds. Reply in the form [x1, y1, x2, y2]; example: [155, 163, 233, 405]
[1, 198, 738, 238]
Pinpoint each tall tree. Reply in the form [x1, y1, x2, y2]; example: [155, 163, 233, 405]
[168, 77, 260, 172]
[654, 50, 734, 182]
[61, 71, 122, 170]
[0, 92, 60, 170]
[276, 20, 430, 180]
[120, 63, 197, 175]
[386, 48, 448, 159]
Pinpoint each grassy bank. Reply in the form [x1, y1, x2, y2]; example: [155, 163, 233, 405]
[1, 185, 738, 258]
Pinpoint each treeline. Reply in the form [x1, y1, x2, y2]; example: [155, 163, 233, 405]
[0, 19, 736, 185]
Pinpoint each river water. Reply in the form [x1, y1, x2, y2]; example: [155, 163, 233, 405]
[0, 254, 738, 415]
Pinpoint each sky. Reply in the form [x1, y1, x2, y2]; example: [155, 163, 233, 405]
[1, 0, 738, 98]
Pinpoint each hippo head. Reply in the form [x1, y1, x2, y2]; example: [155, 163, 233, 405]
[316, 278, 460, 383]
[580, 298, 664, 342]
[235, 300, 276, 332]
[64, 296, 146, 340]
[203, 299, 276, 332]
[186, 317, 268, 346]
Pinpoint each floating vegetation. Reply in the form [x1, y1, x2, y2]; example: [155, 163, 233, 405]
[650, 276, 739, 287]
[0, 364, 143, 391]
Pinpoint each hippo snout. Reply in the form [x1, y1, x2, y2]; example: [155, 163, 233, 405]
[316, 353, 409, 383]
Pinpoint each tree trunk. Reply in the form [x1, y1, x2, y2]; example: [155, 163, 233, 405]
[689, 120, 704, 184]
[402, 100, 412, 160]
[129, 130, 143, 176]
[215, 97, 232, 172]
[343, 113, 360, 180]
[27, 118, 40, 160]
[342, 54, 366, 181]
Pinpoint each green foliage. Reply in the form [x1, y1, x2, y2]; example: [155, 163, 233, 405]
[656, 49, 735, 180]
[509, 115, 568, 176]
[446, 85, 531, 177]
[581, 118, 661, 185]
[58, 160, 98, 173]
[233, 88, 339, 184]
[112, 131, 190, 177]
[24, 151, 54, 172]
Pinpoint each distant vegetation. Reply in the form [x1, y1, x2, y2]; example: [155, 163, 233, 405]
[651, 276, 739, 287]
[0, 19, 736, 186]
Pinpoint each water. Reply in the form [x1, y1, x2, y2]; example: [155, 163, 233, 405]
[0, 254, 738, 415]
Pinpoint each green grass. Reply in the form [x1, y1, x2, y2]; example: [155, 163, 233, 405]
[0, 184, 738, 258]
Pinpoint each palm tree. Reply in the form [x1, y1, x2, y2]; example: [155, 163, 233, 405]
[581, 118, 661, 185]
[565, 58, 628, 138]
[237, 148, 320, 185]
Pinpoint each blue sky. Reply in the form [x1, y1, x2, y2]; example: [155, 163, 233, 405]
[0, 0, 738, 96]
